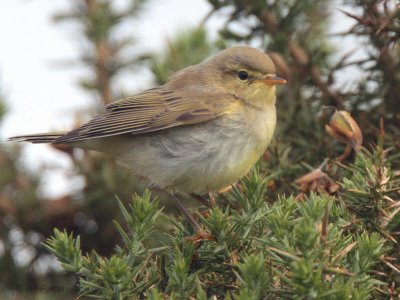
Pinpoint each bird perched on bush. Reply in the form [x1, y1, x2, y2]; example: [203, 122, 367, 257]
[10, 46, 286, 232]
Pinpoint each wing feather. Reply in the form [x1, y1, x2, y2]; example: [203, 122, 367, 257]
[54, 87, 237, 143]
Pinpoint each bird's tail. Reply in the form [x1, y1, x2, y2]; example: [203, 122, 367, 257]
[8, 132, 67, 144]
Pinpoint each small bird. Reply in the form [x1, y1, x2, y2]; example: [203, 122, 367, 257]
[10, 46, 286, 232]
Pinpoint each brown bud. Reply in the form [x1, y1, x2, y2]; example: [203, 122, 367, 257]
[325, 109, 363, 158]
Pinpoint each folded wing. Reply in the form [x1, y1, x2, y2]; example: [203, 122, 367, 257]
[54, 87, 236, 143]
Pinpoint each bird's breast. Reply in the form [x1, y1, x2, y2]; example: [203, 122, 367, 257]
[108, 102, 277, 194]
[171, 103, 277, 193]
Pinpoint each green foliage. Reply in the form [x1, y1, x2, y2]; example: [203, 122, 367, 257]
[53, 0, 148, 104]
[165, 250, 197, 298]
[45, 146, 398, 298]
[3, 0, 400, 298]
[236, 254, 270, 299]
[44, 229, 82, 273]
[45, 191, 164, 299]
[341, 143, 399, 228]
[150, 27, 225, 85]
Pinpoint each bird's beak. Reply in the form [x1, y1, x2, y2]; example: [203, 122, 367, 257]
[256, 75, 287, 85]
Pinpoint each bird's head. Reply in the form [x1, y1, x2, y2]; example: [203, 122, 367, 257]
[203, 46, 286, 107]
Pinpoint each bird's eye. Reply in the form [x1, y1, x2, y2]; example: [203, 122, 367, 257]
[237, 70, 248, 80]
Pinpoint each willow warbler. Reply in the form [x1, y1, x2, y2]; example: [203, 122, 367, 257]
[10, 46, 286, 228]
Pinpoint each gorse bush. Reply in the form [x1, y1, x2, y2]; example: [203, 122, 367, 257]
[46, 138, 399, 298]
[1, 0, 399, 298]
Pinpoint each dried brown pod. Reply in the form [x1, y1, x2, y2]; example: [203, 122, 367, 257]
[295, 166, 340, 196]
[325, 109, 363, 160]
